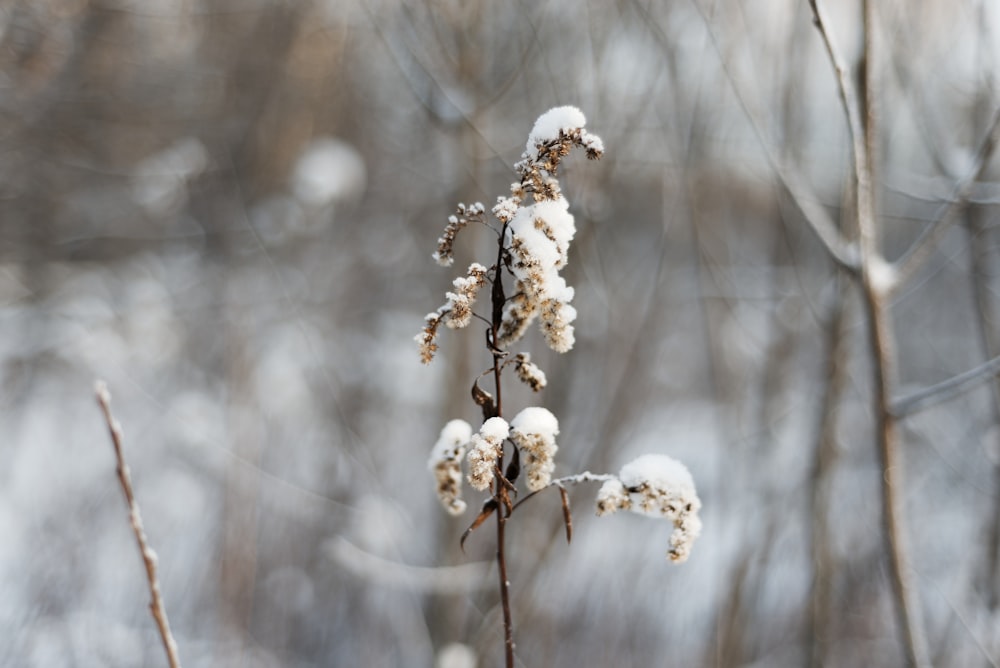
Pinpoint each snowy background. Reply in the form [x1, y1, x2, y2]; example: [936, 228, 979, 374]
[3, 1, 1000, 666]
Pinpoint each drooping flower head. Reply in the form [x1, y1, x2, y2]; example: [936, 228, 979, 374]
[596, 454, 702, 563]
[428, 419, 473, 516]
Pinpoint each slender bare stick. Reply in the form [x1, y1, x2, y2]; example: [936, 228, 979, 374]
[495, 488, 514, 668]
[809, 2, 930, 665]
[95, 380, 182, 668]
[488, 225, 515, 668]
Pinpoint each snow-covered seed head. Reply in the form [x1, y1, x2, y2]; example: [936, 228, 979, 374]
[433, 203, 486, 267]
[467, 417, 510, 491]
[501, 209, 577, 352]
[539, 299, 576, 353]
[428, 419, 473, 515]
[495, 107, 597, 352]
[513, 352, 547, 392]
[493, 195, 520, 224]
[597, 454, 702, 563]
[497, 290, 536, 348]
[509, 407, 559, 492]
[444, 263, 488, 330]
[517, 106, 604, 201]
[420, 107, 601, 360]
[415, 312, 445, 364]
[595, 479, 630, 516]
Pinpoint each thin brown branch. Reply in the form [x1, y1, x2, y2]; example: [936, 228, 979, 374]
[808, 0, 878, 264]
[809, 1, 930, 665]
[95, 380, 182, 668]
[511, 471, 616, 512]
[488, 225, 514, 668]
[495, 488, 514, 668]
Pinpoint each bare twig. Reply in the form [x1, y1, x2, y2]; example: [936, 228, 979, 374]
[511, 471, 616, 512]
[95, 380, 181, 668]
[808, 2, 931, 665]
[495, 489, 514, 668]
[807, 1, 869, 208]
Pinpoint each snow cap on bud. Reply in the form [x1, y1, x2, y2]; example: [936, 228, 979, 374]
[525, 106, 588, 158]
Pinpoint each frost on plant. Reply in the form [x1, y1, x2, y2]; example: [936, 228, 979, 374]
[417, 106, 698, 665]
[595, 454, 703, 563]
[418, 106, 700, 561]
[416, 106, 604, 365]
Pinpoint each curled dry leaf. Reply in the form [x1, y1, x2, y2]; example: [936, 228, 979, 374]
[558, 486, 573, 544]
[504, 444, 521, 486]
[471, 376, 496, 420]
[461, 498, 498, 553]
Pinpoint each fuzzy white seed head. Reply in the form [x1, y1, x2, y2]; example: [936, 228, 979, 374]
[467, 417, 510, 491]
[600, 454, 702, 563]
[525, 106, 588, 157]
[510, 407, 559, 491]
[513, 352, 547, 391]
[595, 479, 630, 516]
[429, 419, 473, 516]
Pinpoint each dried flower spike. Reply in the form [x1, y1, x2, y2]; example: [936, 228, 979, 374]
[512, 353, 547, 392]
[433, 202, 486, 267]
[418, 106, 601, 363]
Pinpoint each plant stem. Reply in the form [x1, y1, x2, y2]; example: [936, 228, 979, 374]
[496, 493, 514, 668]
[490, 223, 515, 668]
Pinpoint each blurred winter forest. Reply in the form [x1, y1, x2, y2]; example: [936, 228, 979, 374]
[4, 0, 1000, 666]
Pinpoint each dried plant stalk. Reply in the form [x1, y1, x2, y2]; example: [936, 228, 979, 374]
[421, 108, 701, 668]
[95, 380, 182, 668]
